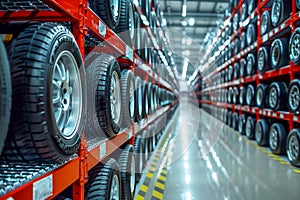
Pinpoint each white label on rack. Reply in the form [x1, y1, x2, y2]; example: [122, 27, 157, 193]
[251, 12, 254, 19]
[293, 116, 299, 121]
[33, 175, 53, 200]
[100, 143, 107, 159]
[241, 78, 244, 83]
[280, 114, 284, 119]
[263, 110, 266, 115]
[6, 198, 14, 200]
[126, 45, 134, 61]
[237, 54, 241, 59]
[252, 108, 256, 113]
[280, 23, 286, 30]
[259, 110, 262, 114]
[268, 111, 271, 116]
[263, 34, 268, 42]
[273, 113, 277, 117]
[128, 128, 133, 139]
[269, 31, 273, 37]
[274, 27, 279, 34]
[99, 21, 106, 36]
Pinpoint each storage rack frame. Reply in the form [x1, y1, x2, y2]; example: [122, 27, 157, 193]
[0, 0, 177, 199]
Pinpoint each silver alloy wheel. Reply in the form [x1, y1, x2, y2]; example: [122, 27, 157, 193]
[270, 127, 278, 150]
[290, 33, 300, 61]
[255, 123, 262, 142]
[261, 12, 268, 35]
[258, 49, 265, 71]
[129, 81, 135, 119]
[271, 42, 280, 67]
[289, 85, 300, 110]
[287, 135, 299, 161]
[269, 87, 278, 108]
[256, 88, 263, 106]
[271, 2, 281, 26]
[52, 50, 82, 139]
[130, 156, 136, 194]
[128, 3, 135, 41]
[110, 71, 121, 125]
[110, 174, 120, 200]
[110, 0, 119, 23]
[246, 119, 252, 137]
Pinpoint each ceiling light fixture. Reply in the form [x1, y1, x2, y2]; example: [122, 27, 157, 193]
[188, 18, 195, 26]
[182, 0, 187, 17]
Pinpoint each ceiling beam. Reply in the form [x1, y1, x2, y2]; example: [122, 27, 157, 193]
[167, 22, 217, 28]
[164, 11, 223, 18]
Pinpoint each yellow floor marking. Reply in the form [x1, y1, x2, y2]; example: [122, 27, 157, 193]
[149, 166, 156, 171]
[279, 161, 289, 165]
[267, 153, 279, 158]
[273, 157, 283, 161]
[158, 175, 167, 182]
[136, 194, 144, 200]
[152, 190, 163, 199]
[155, 181, 165, 190]
[293, 169, 300, 174]
[146, 172, 153, 179]
[140, 185, 148, 193]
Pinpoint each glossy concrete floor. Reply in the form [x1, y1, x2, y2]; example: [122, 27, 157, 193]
[146, 97, 300, 200]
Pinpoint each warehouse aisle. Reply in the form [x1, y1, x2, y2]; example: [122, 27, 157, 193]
[161, 98, 300, 200]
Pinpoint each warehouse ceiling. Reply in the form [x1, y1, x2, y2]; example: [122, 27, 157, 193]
[159, 0, 229, 80]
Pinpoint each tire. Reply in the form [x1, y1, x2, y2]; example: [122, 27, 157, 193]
[133, 135, 144, 182]
[234, 38, 240, 55]
[261, 11, 271, 36]
[255, 119, 269, 146]
[134, 76, 143, 122]
[248, 0, 257, 15]
[233, 62, 240, 79]
[140, 29, 148, 61]
[142, 0, 151, 18]
[267, 82, 288, 111]
[240, 31, 246, 50]
[0, 39, 11, 156]
[239, 86, 246, 105]
[2, 23, 86, 163]
[232, 113, 239, 130]
[118, 145, 136, 200]
[134, 12, 141, 54]
[232, 87, 239, 105]
[257, 46, 270, 72]
[271, 0, 291, 27]
[240, 58, 246, 77]
[86, 158, 122, 200]
[228, 111, 233, 127]
[270, 38, 289, 69]
[238, 114, 246, 135]
[241, 2, 248, 22]
[256, 83, 268, 108]
[227, 65, 233, 81]
[246, 23, 257, 46]
[89, 0, 121, 29]
[233, 12, 239, 32]
[121, 70, 135, 127]
[116, 0, 135, 46]
[142, 81, 149, 118]
[142, 130, 149, 162]
[289, 27, 300, 64]
[246, 84, 255, 106]
[269, 123, 287, 154]
[246, 53, 256, 76]
[227, 87, 233, 104]
[287, 129, 300, 167]
[288, 79, 300, 114]
[245, 116, 255, 139]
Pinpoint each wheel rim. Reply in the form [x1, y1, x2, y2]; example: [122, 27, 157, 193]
[261, 12, 268, 35]
[239, 89, 244, 104]
[234, 13, 239, 31]
[52, 50, 82, 139]
[269, 87, 278, 108]
[291, 33, 300, 61]
[246, 119, 252, 137]
[129, 81, 135, 119]
[110, 71, 121, 125]
[138, 86, 143, 117]
[139, 144, 143, 173]
[289, 85, 300, 110]
[247, 56, 253, 75]
[258, 49, 265, 71]
[238, 117, 244, 133]
[130, 156, 136, 194]
[128, 3, 135, 40]
[270, 127, 278, 150]
[110, 174, 120, 200]
[247, 25, 253, 44]
[272, 42, 280, 67]
[256, 88, 263, 106]
[247, 87, 252, 105]
[271, 2, 281, 25]
[255, 123, 262, 142]
[288, 135, 299, 161]
[110, 0, 119, 23]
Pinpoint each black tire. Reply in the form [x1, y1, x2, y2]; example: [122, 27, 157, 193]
[233, 62, 240, 79]
[241, 2, 248, 22]
[116, 0, 135, 46]
[133, 135, 144, 182]
[246, 23, 257, 46]
[269, 123, 287, 154]
[142, 81, 149, 118]
[134, 76, 143, 122]
[0, 39, 11, 156]
[246, 84, 255, 106]
[234, 38, 240, 55]
[227, 65, 233, 81]
[240, 31, 246, 50]
[287, 128, 300, 167]
[86, 158, 122, 200]
[118, 145, 136, 200]
[2, 23, 86, 163]
[232, 113, 239, 130]
[256, 83, 268, 108]
[270, 38, 289, 69]
[227, 87, 233, 104]
[288, 79, 300, 114]
[297, 0, 300, 10]
[248, 0, 257, 15]
[261, 11, 271, 36]
[267, 82, 288, 111]
[238, 114, 246, 135]
[271, 0, 291, 27]
[228, 111, 233, 127]
[257, 46, 270, 72]
[245, 116, 255, 139]
[289, 27, 300, 64]
[134, 12, 141, 54]
[239, 86, 246, 105]
[232, 87, 239, 105]
[141, 130, 149, 162]
[89, 0, 121, 29]
[255, 119, 269, 146]
[240, 58, 247, 77]
[142, 0, 151, 18]
[140, 29, 148, 61]
[233, 12, 239, 32]
[121, 70, 135, 127]
[246, 53, 256, 76]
